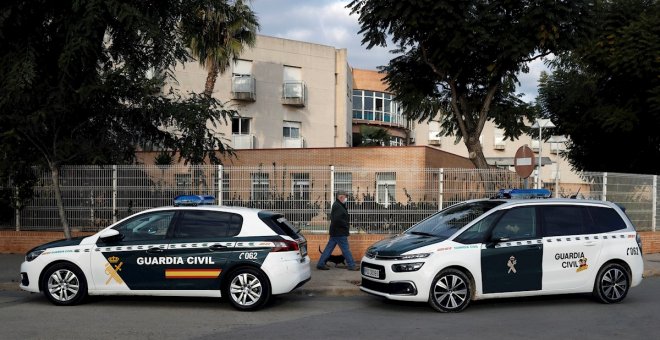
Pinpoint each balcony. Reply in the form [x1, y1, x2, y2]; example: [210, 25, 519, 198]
[231, 76, 256, 101]
[282, 137, 304, 148]
[232, 134, 255, 149]
[282, 81, 306, 106]
[428, 131, 441, 146]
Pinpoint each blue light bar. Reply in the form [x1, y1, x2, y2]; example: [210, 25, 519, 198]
[496, 189, 552, 199]
[174, 195, 216, 206]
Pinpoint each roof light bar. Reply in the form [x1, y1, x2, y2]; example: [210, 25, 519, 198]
[174, 195, 216, 206]
[496, 189, 552, 199]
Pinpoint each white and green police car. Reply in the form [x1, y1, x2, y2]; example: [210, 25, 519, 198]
[360, 189, 644, 312]
[20, 195, 311, 311]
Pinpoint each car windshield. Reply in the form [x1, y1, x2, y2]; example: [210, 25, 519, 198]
[406, 200, 504, 238]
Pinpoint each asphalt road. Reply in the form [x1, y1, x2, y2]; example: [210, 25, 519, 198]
[1, 277, 659, 340]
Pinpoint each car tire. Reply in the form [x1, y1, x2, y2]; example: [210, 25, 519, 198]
[593, 262, 630, 304]
[42, 263, 88, 306]
[224, 267, 271, 311]
[428, 268, 472, 312]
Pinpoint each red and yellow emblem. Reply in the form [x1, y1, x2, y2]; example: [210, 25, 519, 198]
[165, 269, 222, 279]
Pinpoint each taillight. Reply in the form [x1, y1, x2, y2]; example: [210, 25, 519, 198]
[636, 233, 643, 253]
[271, 240, 299, 252]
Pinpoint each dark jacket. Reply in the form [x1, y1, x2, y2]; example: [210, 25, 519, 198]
[329, 199, 350, 237]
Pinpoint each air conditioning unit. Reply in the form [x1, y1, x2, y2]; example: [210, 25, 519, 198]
[494, 142, 505, 150]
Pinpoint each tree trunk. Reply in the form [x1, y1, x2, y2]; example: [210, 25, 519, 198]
[204, 63, 220, 97]
[50, 164, 71, 239]
[464, 136, 490, 169]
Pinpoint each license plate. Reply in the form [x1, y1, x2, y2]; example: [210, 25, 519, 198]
[363, 267, 380, 279]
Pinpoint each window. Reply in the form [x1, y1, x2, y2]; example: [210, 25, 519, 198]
[174, 211, 242, 239]
[407, 201, 505, 239]
[251, 173, 269, 201]
[232, 118, 250, 135]
[376, 172, 396, 207]
[112, 211, 175, 242]
[232, 59, 252, 76]
[491, 207, 537, 241]
[291, 173, 310, 201]
[283, 66, 303, 98]
[454, 212, 502, 244]
[351, 89, 405, 125]
[335, 172, 353, 196]
[587, 207, 627, 233]
[283, 121, 301, 139]
[541, 206, 587, 237]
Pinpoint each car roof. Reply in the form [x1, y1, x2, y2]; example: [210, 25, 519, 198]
[137, 205, 277, 217]
[467, 198, 619, 210]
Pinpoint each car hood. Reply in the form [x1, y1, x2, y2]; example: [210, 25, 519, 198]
[27, 236, 87, 253]
[366, 233, 444, 257]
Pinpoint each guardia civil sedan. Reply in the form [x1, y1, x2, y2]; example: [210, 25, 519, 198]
[20, 196, 311, 311]
[360, 189, 644, 312]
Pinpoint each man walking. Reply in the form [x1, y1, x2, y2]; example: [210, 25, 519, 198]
[317, 190, 359, 271]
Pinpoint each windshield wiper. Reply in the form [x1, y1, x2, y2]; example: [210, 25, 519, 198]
[409, 231, 437, 237]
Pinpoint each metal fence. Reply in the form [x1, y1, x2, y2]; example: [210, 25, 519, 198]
[1, 166, 657, 233]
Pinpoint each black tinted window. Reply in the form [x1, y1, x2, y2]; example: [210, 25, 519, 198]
[258, 212, 300, 238]
[174, 211, 242, 239]
[112, 211, 174, 242]
[491, 207, 537, 241]
[587, 207, 627, 233]
[454, 212, 501, 244]
[541, 206, 586, 237]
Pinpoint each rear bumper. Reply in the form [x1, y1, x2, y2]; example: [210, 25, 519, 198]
[264, 255, 311, 295]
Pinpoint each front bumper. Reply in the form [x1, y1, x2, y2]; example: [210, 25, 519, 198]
[359, 258, 432, 302]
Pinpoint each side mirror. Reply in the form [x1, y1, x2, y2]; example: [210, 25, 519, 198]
[98, 229, 120, 240]
[486, 237, 510, 248]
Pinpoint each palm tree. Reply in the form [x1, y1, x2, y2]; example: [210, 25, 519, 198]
[183, 0, 259, 97]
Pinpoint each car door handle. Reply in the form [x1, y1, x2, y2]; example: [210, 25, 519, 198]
[584, 241, 598, 247]
[209, 244, 227, 251]
[147, 247, 164, 253]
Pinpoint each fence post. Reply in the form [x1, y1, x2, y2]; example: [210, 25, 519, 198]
[14, 186, 20, 231]
[438, 168, 444, 211]
[330, 165, 335, 199]
[602, 172, 608, 201]
[112, 165, 117, 224]
[217, 165, 223, 206]
[653, 175, 657, 232]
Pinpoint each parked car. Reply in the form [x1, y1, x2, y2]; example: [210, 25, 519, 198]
[20, 195, 310, 311]
[360, 189, 644, 312]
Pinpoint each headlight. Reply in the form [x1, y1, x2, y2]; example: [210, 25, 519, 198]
[26, 249, 45, 262]
[399, 252, 431, 260]
[392, 262, 425, 272]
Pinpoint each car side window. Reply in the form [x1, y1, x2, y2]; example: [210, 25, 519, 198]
[174, 210, 243, 239]
[454, 212, 501, 244]
[586, 207, 627, 233]
[541, 206, 587, 237]
[112, 211, 175, 242]
[490, 207, 536, 241]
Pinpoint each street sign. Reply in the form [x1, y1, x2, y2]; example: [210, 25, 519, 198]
[514, 145, 535, 178]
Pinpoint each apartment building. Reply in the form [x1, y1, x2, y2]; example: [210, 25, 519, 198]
[170, 34, 579, 188]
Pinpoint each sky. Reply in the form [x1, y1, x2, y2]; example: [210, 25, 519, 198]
[251, 0, 550, 103]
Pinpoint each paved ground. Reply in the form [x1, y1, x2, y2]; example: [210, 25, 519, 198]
[1, 253, 659, 295]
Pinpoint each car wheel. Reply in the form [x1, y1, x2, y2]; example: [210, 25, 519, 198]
[42, 263, 88, 306]
[593, 263, 630, 304]
[428, 269, 472, 312]
[225, 267, 271, 311]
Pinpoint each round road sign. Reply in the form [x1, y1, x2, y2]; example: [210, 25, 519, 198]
[514, 145, 536, 178]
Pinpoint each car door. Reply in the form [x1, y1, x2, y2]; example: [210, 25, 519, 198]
[92, 210, 176, 291]
[164, 210, 241, 290]
[540, 205, 604, 291]
[481, 206, 543, 294]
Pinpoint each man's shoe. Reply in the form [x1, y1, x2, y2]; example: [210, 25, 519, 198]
[347, 267, 360, 271]
[317, 265, 330, 270]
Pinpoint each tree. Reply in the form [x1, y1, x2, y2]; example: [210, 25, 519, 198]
[538, 0, 660, 174]
[348, 0, 593, 168]
[182, 0, 259, 97]
[0, 0, 237, 238]
[355, 126, 392, 146]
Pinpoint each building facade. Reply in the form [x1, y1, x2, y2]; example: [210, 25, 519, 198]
[169, 34, 579, 188]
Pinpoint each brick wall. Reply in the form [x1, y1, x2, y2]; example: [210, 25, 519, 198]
[3, 231, 658, 256]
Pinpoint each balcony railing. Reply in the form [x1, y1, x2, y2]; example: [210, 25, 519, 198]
[232, 76, 256, 101]
[282, 137, 304, 148]
[232, 134, 255, 149]
[282, 81, 306, 106]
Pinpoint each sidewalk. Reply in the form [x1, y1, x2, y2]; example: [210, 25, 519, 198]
[1, 254, 659, 295]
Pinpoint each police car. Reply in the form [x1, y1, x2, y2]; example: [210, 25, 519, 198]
[20, 195, 311, 311]
[360, 189, 644, 312]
